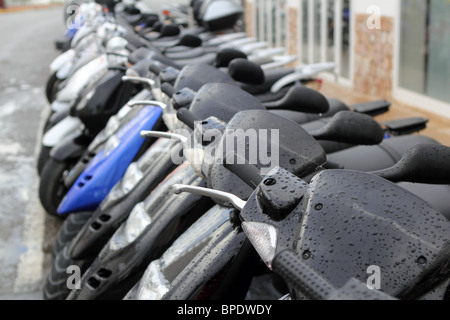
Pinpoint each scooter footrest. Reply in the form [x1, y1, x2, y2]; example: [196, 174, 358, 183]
[351, 100, 391, 117]
[381, 117, 429, 136]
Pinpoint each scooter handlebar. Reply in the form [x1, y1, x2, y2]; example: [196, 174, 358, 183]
[272, 249, 334, 300]
[176, 108, 202, 130]
[272, 250, 397, 300]
[223, 152, 264, 189]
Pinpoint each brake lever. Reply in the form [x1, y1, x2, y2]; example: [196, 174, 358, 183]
[121, 75, 155, 88]
[125, 99, 166, 109]
[140, 130, 187, 143]
[172, 184, 247, 211]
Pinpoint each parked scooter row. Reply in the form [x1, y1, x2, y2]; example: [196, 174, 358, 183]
[37, 0, 335, 217]
[38, 0, 450, 300]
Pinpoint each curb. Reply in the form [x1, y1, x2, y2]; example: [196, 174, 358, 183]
[0, 3, 62, 14]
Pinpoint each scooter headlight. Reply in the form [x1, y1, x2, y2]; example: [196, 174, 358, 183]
[103, 116, 121, 137]
[162, 112, 178, 132]
[107, 53, 129, 68]
[109, 202, 151, 251]
[75, 88, 95, 112]
[183, 147, 205, 178]
[103, 135, 120, 157]
[100, 139, 173, 211]
[88, 116, 121, 151]
[99, 161, 143, 209]
[121, 162, 144, 194]
[135, 261, 170, 300]
[134, 205, 232, 299]
[242, 222, 278, 270]
[124, 202, 151, 244]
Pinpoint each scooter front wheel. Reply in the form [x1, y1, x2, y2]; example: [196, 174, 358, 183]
[37, 145, 51, 176]
[43, 246, 75, 300]
[45, 71, 62, 104]
[38, 158, 74, 218]
[52, 211, 93, 258]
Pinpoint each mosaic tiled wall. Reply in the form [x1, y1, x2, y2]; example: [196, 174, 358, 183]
[243, 0, 255, 38]
[287, 6, 299, 58]
[353, 14, 394, 100]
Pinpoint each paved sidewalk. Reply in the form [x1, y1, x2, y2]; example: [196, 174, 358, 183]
[320, 81, 450, 147]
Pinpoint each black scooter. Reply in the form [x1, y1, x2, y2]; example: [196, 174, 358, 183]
[224, 144, 450, 299]
[45, 73, 433, 299]
[43, 75, 336, 299]
[61, 102, 388, 300]
[48, 59, 338, 257]
[142, 142, 450, 300]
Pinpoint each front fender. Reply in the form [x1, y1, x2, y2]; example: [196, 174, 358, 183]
[44, 109, 70, 133]
[42, 116, 83, 147]
[49, 132, 90, 162]
[50, 49, 75, 73]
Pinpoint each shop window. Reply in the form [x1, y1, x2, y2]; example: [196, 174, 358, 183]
[399, 0, 450, 102]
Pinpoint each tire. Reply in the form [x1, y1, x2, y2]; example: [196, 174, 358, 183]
[38, 158, 75, 218]
[43, 246, 75, 300]
[37, 146, 51, 176]
[45, 72, 62, 104]
[42, 111, 56, 134]
[52, 211, 93, 258]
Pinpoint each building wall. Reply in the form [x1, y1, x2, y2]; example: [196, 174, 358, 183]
[243, 0, 450, 119]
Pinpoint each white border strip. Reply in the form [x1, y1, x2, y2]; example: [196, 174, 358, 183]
[13, 94, 48, 294]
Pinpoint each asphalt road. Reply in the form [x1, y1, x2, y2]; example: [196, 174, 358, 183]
[0, 5, 64, 300]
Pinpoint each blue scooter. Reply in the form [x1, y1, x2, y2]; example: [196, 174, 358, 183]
[57, 102, 164, 214]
